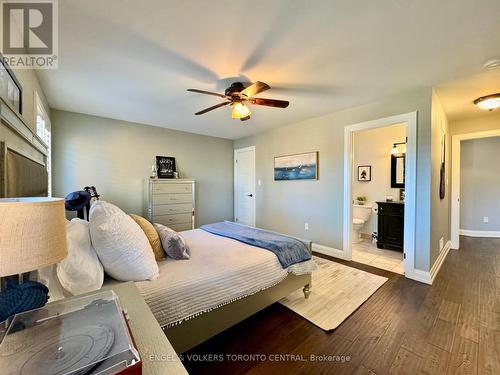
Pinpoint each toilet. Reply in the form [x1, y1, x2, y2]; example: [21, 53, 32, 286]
[352, 204, 373, 244]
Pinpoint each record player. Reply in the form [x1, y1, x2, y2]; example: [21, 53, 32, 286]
[0, 290, 141, 375]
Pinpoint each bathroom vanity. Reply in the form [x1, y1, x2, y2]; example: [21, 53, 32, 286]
[376, 201, 404, 251]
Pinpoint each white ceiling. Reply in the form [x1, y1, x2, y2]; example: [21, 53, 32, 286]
[435, 67, 500, 122]
[38, 0, 500, 139]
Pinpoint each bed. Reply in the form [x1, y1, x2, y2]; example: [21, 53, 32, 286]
[124, 227, 314, 353]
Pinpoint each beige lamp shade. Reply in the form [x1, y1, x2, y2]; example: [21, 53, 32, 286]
[0, 197, 68, 277]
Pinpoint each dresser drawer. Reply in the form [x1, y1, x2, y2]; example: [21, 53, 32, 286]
[152, 183, 192, 194]
[152, 203, 192, 216]
[153, 213, 192, 226]
[152, 193, 193, 205]
[168, 223, 194, 232]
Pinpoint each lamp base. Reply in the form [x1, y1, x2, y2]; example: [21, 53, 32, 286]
[0, 280, 49, 322]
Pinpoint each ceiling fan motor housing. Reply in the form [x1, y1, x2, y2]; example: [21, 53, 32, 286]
[225, 82, 246, 97]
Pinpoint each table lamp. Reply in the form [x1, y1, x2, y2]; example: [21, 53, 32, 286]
[0, 197, 67, 321]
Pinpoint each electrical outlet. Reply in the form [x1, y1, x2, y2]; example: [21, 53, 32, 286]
[483, 216, 489, 223]
[305, 223, 309, 231]
[439, 237, 444, 252]
[258, 179, 262, 186]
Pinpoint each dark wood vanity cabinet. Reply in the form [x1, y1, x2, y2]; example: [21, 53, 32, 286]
[377, 201, 404, 251]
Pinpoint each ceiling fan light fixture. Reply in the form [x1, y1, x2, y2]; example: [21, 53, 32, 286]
[474, 94, 500, 111]
[231, 101, 251, 120]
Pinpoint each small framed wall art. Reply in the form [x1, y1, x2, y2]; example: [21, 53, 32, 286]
[357, 165, 371, 182]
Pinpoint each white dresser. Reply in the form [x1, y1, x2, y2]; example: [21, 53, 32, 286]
[146, 179, 195, 231]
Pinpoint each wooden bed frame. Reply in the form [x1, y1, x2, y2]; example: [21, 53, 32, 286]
[163, 239, 313, 354]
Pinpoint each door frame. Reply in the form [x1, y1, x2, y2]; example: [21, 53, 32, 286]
[343, 112, 417, 277]
[234, 146, 256, 227]
[450, 129, 500, 249]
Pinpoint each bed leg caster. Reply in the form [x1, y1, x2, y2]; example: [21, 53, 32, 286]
[303, 284, 311, 299]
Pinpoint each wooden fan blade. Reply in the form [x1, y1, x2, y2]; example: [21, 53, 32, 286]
[194, 101, 230, 115]
[247, 97, 289, 108]
[241, 81, 270, 97]
[187, 89, 227, 98]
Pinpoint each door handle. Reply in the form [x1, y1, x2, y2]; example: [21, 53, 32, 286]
[247, 194, 253, 197]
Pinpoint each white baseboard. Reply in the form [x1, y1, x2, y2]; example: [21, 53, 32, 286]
[403, 240, 451, 285]
[459, 229, 500, 238]
[405, 269, 432, 285]
[312, 243, 348, 260]
[430, 240, 451, 283]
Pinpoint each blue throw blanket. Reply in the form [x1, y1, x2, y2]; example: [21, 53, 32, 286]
[200, 221, 311, 268]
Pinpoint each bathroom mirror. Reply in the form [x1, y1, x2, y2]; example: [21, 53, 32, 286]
[391, 154, 405, 188]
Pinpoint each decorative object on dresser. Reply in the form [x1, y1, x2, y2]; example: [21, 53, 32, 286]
[274, 151, 318, 181]
[0, 197, 68, 321]
[156, 156, 176, 178]
[357, 165, 371, 181]
[376, 201, 404, 251]
[146, 178, 195, 231]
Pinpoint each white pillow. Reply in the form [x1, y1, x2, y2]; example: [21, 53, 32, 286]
[57, 218, 104, 295]
[89, 201, 159, 281]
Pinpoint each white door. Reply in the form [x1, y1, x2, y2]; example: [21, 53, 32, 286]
[234, 146, 255, 226]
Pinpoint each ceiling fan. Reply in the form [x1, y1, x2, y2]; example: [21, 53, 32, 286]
[187, 81, 289, 121]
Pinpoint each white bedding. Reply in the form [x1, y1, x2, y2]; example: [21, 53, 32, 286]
[132, 229, 315, 328]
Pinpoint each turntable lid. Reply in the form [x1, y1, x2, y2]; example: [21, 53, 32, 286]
[0, 290, 140, 375]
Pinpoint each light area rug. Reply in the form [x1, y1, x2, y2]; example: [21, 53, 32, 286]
[280, 256, 388, 331]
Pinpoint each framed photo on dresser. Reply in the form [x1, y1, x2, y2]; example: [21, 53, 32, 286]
[156, 156, 176, 178]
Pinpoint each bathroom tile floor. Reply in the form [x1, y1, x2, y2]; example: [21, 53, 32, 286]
[351, 239, 404, 274]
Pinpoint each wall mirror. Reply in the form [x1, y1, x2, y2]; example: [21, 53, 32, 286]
[391, 154, 405, 188]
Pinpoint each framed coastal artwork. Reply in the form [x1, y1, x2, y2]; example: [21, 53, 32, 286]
[357, 165, 372, 181]
[274, 152, 318, 181]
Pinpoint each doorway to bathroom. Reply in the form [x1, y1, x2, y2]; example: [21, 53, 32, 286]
[343, 112, 417, 277]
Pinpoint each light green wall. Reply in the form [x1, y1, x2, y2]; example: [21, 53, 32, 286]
[450, 112, 500, 135]
[235, 88, 433, 271]
[430, 90, 451, 267]
[51, 110, 234, 225]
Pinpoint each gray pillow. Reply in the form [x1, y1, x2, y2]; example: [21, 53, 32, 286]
[153, 223, 190, 260]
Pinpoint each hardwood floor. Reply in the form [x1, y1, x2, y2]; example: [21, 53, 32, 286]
[182, 236, 500, 374]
